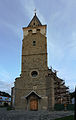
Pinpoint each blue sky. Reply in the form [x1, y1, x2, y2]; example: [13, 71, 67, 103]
[0, 0, 76, 94]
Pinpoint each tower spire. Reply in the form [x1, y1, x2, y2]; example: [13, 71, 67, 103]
[28, 9, 42, 27]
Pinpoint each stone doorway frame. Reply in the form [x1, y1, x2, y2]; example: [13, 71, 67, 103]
[25, 91, 41, 111]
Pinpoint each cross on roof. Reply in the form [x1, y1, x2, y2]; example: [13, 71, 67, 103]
[34, 9, 36, 15]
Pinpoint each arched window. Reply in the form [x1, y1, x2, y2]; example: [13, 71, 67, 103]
[33, 41, 36, 46]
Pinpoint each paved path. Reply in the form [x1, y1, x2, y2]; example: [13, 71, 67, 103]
[0, 108, 74, 120]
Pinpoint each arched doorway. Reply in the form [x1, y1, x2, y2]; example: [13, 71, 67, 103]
[25, 91, 41, 111]
[30, 98, 38, 110]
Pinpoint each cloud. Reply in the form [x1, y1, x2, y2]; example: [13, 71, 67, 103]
[0, 80, 13, 88]
[47, 0, 76, 64]
[0, 68, 14, 94]
[48, 30, 76, 62]
[20, 0, 46, 24]
[48, 0, 76, 29]
[70, 32, 76, 50]
[56, 65, 76, 92]
[0, 18, 16, 33]
[36, 10, 46, 24]
[58, 0, 76, 24]
[20, 0, 35, 18]
[0, 79, 13, 94]
[0, 17, 23, 40]
[0, 70, 11, 82]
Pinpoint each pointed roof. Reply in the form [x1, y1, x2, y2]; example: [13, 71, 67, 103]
[25, 91, 41, 99]
[28, 13, 42, 27]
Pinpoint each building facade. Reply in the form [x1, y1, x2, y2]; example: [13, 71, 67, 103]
[12, 13, 70, 111]
[0, 96, 11, 106]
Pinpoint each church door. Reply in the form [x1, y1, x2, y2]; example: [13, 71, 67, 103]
[30, 98, 38, 110]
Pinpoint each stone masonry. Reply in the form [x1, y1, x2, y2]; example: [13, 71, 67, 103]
[12, 13, 70, 111]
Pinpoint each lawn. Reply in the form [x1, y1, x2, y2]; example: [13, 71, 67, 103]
[55, 115, 74, 120]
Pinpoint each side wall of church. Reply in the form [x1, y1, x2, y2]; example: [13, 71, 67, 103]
[46, 74, 55, 110]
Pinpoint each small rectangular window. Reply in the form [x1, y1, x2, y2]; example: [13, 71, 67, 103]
[37, 29, 40, 32]
[28, 29, 32, 33]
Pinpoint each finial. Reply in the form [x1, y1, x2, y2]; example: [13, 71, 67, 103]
[34, 9, 36, 15]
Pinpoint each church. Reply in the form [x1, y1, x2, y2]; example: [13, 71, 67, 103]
[11, 13, 70, 111]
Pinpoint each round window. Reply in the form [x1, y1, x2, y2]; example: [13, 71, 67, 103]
[31, 71, 38, 77]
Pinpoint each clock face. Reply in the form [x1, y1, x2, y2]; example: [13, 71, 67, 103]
[31, 71, 38, 77]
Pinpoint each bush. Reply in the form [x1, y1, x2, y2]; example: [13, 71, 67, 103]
[67, 104, 74, 111]
[54, 104, 74, 111]
[7, 106, 15, 111]
[4, 103, 8, 107]
[54, 104, 64, 111]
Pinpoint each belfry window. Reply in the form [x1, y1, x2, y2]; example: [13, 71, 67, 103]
[33, 41, 36, 46]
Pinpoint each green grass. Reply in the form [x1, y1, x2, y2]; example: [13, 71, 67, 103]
[55, 115, 74, 120]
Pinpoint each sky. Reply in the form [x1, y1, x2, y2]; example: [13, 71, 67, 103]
[0, 0, 76, 94]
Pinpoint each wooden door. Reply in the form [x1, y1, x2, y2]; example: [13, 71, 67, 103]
[30, 99, 38, 110]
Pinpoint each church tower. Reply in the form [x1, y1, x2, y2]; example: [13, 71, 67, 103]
[14, 13, 55, 110]
[22, 13, 47, 73]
